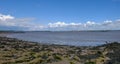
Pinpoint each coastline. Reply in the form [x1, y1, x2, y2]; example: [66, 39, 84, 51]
[0, 33, 120, 64]
[0, 36, 87, 64]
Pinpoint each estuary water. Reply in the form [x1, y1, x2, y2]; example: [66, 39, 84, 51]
[7, 31, 120, 46]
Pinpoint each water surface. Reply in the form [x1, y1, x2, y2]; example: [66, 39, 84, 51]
[7, 31, 120, 46]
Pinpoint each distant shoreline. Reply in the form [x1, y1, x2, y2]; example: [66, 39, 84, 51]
[0, 30, 120, 32]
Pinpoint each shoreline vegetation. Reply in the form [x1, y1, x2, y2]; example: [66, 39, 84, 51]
[0, 32, 120, 64]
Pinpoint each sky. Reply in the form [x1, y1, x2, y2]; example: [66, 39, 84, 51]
[0, 0, 120, 31]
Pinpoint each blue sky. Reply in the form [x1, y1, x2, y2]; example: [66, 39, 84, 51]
[0, 0, 120, 31]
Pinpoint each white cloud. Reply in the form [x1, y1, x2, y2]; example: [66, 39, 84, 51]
[48, 21, 96, 28]
[86, 21, 95, 25]
[48, 22, 82, 28]
[0, 14, 14, 21]
[48, 22, 67, 27]
[83, 21, 96, 27]
[69, 23, 82, 26]
[104, 20, 112, 23]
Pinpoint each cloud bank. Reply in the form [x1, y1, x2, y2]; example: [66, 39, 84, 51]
[0, 13, 120, 31]
[47, 20, 120, 31]
[0, 13, 44, 30]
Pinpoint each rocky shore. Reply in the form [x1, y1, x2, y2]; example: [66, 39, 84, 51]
[0, 36, 120, 64]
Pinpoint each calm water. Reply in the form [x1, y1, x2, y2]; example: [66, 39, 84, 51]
[7, 31, 120, 46]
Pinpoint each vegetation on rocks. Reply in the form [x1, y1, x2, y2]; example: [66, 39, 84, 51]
[0, 36, 120, 64]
